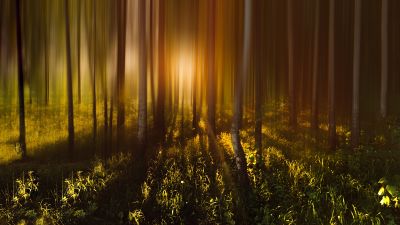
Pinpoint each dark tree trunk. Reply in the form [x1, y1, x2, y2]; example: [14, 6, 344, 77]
[311, 0, 319, 131]
[77, 0, 81, 104]
[380, 0, 388, 119]
[352, 0, 361, 148]
[254, 0, 262, 165]
[192, 0, 200, 132]
[156, 0, 166, 136]
[149, 0, 156, 128]
[116, 0, 127, 150]
[44, 0, 49, 106]
[138, 0, 147, 152]
[65, 0, 75, 154]
[92, 0, 97, 144]
[16, 0, 27, 159]
[328, 0, 336, 151]
[231, 0, 251, 187]
[287, 0, 296, 128]
[207, 0, 217, 156]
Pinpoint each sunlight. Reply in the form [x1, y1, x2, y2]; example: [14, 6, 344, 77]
[175, 47, 194, 105]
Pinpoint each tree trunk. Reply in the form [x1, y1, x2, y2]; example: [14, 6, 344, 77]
[77, 0, 81, 104]
[65, 0, 75, 155]
[231, 0, 251, 187]
[328, 0, 336, 151]
[311, 0, 319, 131]
[138, 0, 147, 151]
[192, 0, 200, 132]
[149, 0, 156, 128]
[254, 0, 262, 165]
[116, 0, 127, 150]
[287, 0, 296, 128]
[92, 0, 97, 144]
[44, 0, 49, 106]
[207, 0, 217, 156]
[156, 0, 166, 136]
[380, 0, 388, 119]
[352, 0, 361, 148]
[16, 0, 27, 159]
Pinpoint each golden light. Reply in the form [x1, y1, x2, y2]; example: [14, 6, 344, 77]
[175, 47, 195, 104]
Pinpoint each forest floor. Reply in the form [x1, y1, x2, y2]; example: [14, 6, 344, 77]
[0, 104, 400, 224]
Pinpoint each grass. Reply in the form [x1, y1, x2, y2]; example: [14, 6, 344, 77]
[0, 103, 399, 224]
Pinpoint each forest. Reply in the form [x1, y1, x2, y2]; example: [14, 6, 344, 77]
[0, 0, 400, 224]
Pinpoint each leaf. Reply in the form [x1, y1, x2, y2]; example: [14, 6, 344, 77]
[378, 177, 387, 184]
[380, 196, 390, 206]
[378, 187, 385, 196]
[386, 185, 400, 198]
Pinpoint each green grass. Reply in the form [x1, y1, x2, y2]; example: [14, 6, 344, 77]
[0, 104, 399, 224]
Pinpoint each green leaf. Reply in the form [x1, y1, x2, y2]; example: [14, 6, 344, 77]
[378, 177, 387, 184]
[380, 196, 391, 206]
[386, 185, 400, 198]
[378, 187, 385, 196]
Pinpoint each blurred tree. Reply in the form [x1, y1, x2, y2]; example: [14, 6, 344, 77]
[138, 0, 147, 152]
[254, 0, 263, 165]
[65, 0, 75, 154]
[311, 0, 319, 131]
[156, 0, 166, 137]
[116, 0, 127, 150]
[328, 0, 336, 151]
[232, 0, 251, 186]
[352, 0, 361, 148]
[207, 0, 217, 157]
[380, 0, 388, 119]
[16, 0, 27, 159]
[287, 0, 296, 128]
[77, 0, 81, 104]
[44, 0, 49, 105]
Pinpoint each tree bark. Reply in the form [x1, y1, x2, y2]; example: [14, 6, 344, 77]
[65, 0, 75, 155]
[311, 0, 319, 131]
[149, 0, 156, 128]
[352, 0, 361, 148]
[16, 0, 27, 159]
[207, 0, 217, 156]
[138, 0, 147, 151]
[231, 0, 251, 187]
[116, 0, 127, 149]
[44, 0, 49, 106]
[77, 0, 81, 104]
[287, 0, 296, 128]
[380, 0, 388, 119]
[156, 0, 166, 136]
[254, 0, 262, 165]
[328, 0, 336, 151]
[92, 0, 97, 143]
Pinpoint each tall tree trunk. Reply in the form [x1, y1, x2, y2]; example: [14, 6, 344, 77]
[254, 0, 262, 165]
[231, 0, 251, 187]
[287, 0, 296, 128]
[311, 0, 319, 131]
[380, 0, 388, 119]
[116, 0, 127, 150]
[352, 0, 361, 148]
[207, 0, 217, 156]
[156, 0, 166, 136]
[149, 0, 156, 128]
[16, 0, 27, 159]
[328, 0, 336, 151]
[44, 0, 49, 106]
[77, 0, 81, 104]
[92, 0, 97, 144]
[65, 0, 74, 155]
[192, 0, 200, 132]
[138, 0, 147, 151]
